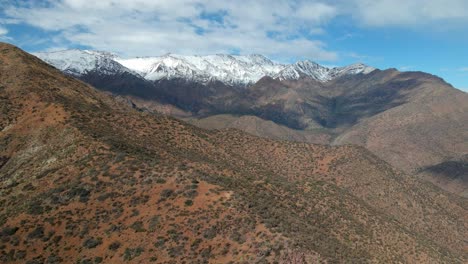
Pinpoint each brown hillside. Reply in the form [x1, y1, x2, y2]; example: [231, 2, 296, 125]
[202, 70, 468, 195]
[0, 43, 467, 263]
[185, 114, 331, 145]
[45, 53, 468, 196]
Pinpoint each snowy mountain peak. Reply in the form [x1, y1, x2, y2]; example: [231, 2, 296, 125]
[33, 49, 133, 76]
[34, 49, 376, 85]
[333, 63, 376, 74]
[241, 54, 275, 65]
[275, 60, 376, 82]
[275, 60, 329, 81]
[84, 50, 119, 59]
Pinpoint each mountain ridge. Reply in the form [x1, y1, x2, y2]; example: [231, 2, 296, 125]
[34, 49, 376, 85]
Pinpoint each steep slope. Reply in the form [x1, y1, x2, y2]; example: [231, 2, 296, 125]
[1, 43, 467, 263]
[330, 71, 468, 172]
[242, 69, 417, 130]
[419, 155, 468, 197]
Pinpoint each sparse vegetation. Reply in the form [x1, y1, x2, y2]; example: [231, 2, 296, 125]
[123, 247, 144, 261]
[160, 189, 174, 199]
[83, 237, 102, 249]
[27, 226, 44, 239]
[0, 43, 465, 264]
[1, 226, 19, 237]
[130, 221, 146, 232]
[108, 241, 121, 251]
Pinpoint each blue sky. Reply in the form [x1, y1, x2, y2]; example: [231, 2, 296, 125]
[0, 0, 467, 91]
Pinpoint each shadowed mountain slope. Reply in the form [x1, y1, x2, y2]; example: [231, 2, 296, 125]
[187, 71, 468, 196]
[1, 43, 467, 263]
[418, 155, 468, 197]
[329, 71, 468, 171]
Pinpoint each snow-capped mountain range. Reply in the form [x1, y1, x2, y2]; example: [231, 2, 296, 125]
[34, 49, 376, 85]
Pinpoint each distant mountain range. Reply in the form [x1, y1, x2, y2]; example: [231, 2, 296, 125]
[34, 48, 468, 197]
[34, 50, 375, 85]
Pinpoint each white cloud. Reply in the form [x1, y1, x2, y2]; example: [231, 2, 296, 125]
[0, 26, 7, 35]
[3, 0, 466, 61]
[458, 67, 468, 72]
[346, 0, 468, 27]
[2, 0, 339, 61]
[295, 2, 337, 23]
[0, 25, 12, 41]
